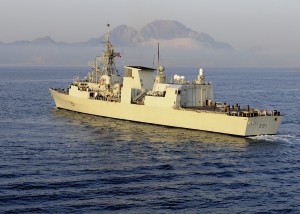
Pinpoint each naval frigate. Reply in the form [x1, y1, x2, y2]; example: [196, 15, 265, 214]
[49, 26, 283, 137]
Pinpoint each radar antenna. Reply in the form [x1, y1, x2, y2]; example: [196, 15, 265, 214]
[100, 24, 121, 76]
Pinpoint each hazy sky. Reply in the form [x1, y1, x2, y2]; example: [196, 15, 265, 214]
[1, 0, 300, 52]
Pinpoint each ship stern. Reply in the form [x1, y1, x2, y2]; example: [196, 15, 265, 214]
[244, 115, 283, 136]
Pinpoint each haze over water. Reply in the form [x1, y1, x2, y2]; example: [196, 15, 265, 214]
[2, 0, 300, 67]
[0, 66, 299, 213]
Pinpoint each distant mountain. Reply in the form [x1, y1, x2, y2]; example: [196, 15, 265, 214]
[1, 20, 232, 51]
[0, 20, 247, 66]
[139, 20, 232, 50]
[8, 36, 58, 46]
[73, 20, 233, 50]
[82, 25, 138, 46]
[104, 25, 139, 46]
[30, 36, 57, 46]
[140, 20, 191, 40]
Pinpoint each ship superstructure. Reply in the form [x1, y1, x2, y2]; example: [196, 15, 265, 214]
[50, 26, 282, 137]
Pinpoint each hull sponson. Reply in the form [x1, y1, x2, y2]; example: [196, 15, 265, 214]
[50, 89, 282, 137]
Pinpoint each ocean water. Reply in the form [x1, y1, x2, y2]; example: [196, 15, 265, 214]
[0, 66, 300, 213]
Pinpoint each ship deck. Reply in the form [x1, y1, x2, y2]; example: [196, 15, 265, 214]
[181, 106, 281, 118]
[51, 88, 281, 118]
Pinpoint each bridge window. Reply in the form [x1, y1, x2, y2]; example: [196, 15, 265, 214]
[124, 68, 132, 77]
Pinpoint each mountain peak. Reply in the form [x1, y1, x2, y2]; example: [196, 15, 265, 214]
[31, 36, 57, 46]
[7, 36, 58, 46]
[137, 20, 233, 50]
[108, 25, 138, 46]
[140, 20, 191, 40]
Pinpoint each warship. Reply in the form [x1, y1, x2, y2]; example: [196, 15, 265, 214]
[50, 26, 282, 137]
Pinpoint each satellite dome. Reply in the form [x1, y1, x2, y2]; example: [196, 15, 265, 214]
[159, 65, 165, 72]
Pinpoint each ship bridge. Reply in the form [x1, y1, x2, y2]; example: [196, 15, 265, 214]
[121, 66, 156, 104]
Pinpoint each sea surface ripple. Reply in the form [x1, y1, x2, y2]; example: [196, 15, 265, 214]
[0, 66, 299, 213]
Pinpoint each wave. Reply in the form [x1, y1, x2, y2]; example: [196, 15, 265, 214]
[247, 134, 300, 144]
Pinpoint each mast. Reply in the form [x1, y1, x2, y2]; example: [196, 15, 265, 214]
[157, 42, 160, 75]
[101, 24, 121, 76]
[154, 42, 166, 84]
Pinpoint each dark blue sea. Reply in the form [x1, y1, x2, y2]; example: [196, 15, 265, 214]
[0, 66, 300, 213]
